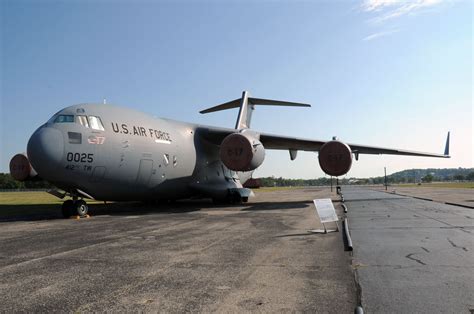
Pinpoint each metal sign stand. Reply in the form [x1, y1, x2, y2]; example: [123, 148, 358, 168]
[309, 198, 340, 234]
[309, 221, 339, 234]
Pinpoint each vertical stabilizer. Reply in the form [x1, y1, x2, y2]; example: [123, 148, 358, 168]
[235, 91, 253, 129]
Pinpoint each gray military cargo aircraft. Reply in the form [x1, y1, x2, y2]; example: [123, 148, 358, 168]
[10, 91, 450, 218]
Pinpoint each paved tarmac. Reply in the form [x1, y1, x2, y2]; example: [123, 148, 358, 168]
[372, 185, 474, 208]
[0, 188, 356, 312]
[344, 187, 474, 314]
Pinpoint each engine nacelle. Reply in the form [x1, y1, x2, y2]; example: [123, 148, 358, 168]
[318, 140, 353, 176]
[219, 133, 265, 171]
[9, 153, 37, 181]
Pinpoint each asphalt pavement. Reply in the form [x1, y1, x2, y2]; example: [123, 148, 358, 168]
[0, 188, 356, 312]
[344, 187, 474, 314]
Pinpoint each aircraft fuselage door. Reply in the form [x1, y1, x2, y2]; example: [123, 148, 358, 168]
[136, 159, 153, 186]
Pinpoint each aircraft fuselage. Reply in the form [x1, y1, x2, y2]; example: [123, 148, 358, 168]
[27, 104, 249, 201]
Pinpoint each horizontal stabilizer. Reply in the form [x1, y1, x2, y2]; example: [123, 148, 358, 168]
[200, 97, 310, 114]
[200, 91, 310, 129]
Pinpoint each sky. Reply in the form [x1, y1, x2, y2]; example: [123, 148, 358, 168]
[1, 0, 472, 179]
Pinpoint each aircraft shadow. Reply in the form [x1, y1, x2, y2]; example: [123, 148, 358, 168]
[0, 200, 209, 223]
[0, 199, 313, 223]
[241, 201, 311, 211]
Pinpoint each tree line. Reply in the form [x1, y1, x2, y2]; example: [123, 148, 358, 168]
[258, 168, 474, 187]
[0, 173, 53, 190]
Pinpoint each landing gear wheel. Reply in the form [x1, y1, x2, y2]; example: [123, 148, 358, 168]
[233, 194, 243, 204]
[75, 200, 89, 217]
[228, 192, 242, 205]
[61, 200, 74, 218]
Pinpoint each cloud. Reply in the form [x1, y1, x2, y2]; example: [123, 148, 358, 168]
[363, 29, 400, 41]
[362, 0, 444, 22]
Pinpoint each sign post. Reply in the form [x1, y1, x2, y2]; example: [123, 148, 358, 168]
[310, 198, 339, 233]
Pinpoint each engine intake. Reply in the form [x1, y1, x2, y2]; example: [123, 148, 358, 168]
[318, 140, 353, 176]
[10, 153, 38, 181]
[219, 133, 265, 171]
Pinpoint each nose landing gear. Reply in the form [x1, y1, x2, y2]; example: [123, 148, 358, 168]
[61, 199, 89, 218]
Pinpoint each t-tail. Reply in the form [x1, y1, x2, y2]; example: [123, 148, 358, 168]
[200, 91, 311, 129]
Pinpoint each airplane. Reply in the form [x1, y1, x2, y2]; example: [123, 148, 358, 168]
[9, 91, 450, 218]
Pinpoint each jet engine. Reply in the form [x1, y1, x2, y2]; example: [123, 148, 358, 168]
[318, 140, 353, 176]
[9, 153, 38, 181]
[219, 133, 265, 171]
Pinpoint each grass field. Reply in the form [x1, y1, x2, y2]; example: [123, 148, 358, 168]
[0, 191, 62, 205]
[0, 191, 106, 205]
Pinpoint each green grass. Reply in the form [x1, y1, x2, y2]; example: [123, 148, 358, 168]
[394, 182, 474, 189]
[0, 191, 106, 205]
[0, 191, 62, 205]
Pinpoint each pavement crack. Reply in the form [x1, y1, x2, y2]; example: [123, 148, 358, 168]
[405, 253, 426, 265]
[421, 247, 430, 253]
[447, 238, 468, 252]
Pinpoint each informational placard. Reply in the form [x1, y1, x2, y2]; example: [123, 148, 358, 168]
[313, 198, 338, 223]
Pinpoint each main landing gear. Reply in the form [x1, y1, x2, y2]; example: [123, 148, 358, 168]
[61, 199, 89, 218]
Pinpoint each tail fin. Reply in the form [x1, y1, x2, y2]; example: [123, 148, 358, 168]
[200, 91, 310, 129]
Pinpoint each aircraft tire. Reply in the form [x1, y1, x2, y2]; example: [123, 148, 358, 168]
[230, 192, 242, 204]
[74, 200, 89, 217]
[61, 200, 74, 218]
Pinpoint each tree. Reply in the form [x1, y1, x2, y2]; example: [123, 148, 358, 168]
[422, 174, 433, 183]
[454, 174, 465, 181]
[466, 172, 474, 181]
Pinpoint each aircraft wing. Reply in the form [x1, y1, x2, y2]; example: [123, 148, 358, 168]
[261, 132, 450, 158]
[197, 127, 326, 151]
[199, 127, 450, 158]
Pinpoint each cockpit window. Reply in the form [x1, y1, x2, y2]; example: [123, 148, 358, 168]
[88, 116, 104, 131]
[54, 115, 75, 123]
[77, 115, 89, 128]
[50, 112, 104, 130]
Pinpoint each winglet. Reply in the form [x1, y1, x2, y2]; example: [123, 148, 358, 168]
[444, 131, 450, 156]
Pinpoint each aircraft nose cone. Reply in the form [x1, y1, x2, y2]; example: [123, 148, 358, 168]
[27, 127, 64, 178]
